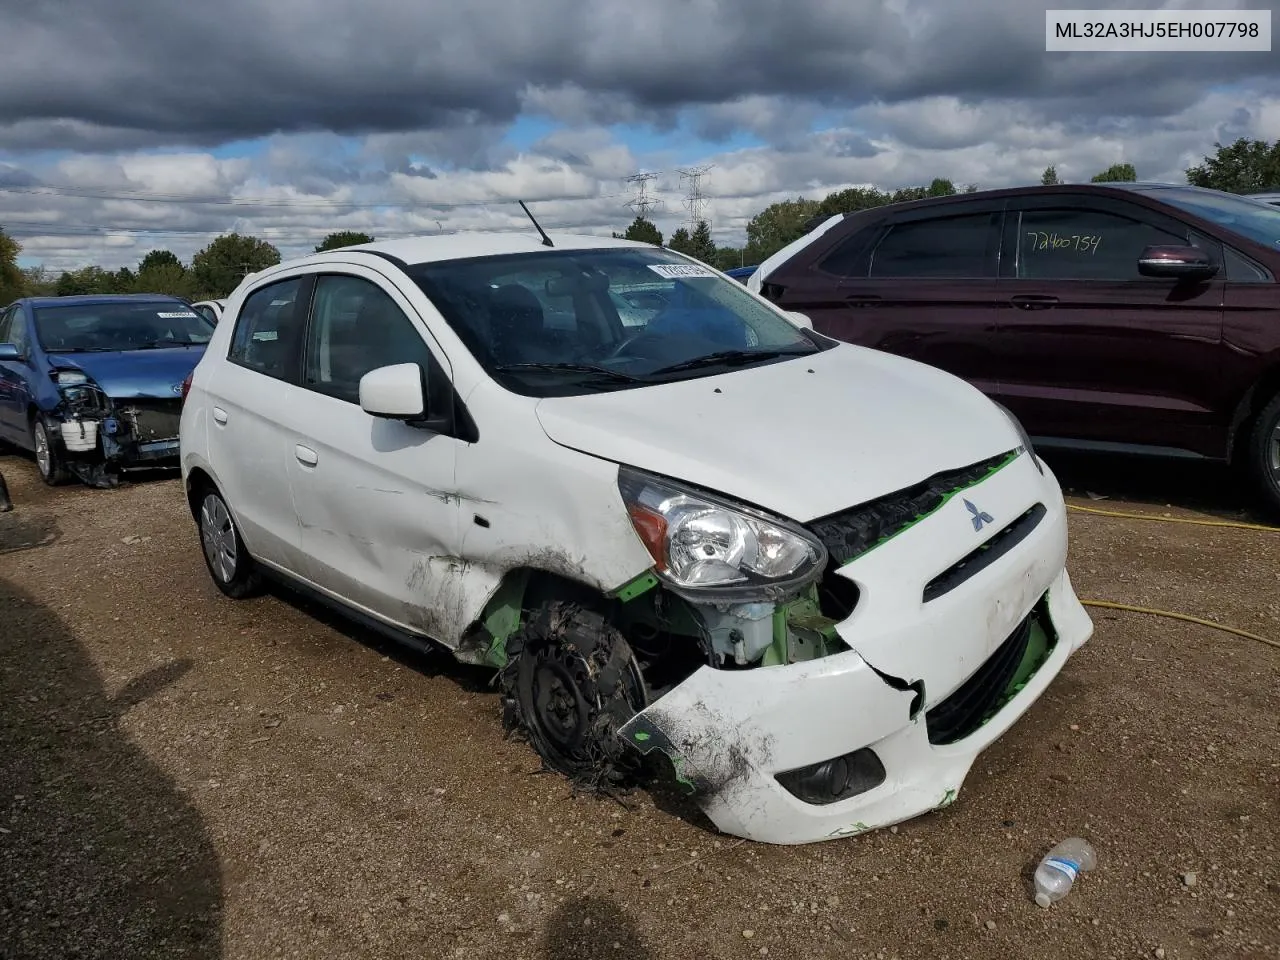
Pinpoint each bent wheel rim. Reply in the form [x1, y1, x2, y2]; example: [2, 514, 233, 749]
[199, 494, 238, 583]
[33, 423, 51, 477]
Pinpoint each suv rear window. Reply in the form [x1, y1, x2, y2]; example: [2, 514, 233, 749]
[868, 213, 1000, 278]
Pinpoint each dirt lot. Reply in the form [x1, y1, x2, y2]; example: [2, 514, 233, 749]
[1, 450, 1276, 960]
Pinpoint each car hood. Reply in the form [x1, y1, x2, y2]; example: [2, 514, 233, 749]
[534, 344, 1020, 522]
[46, 347, 207, 400]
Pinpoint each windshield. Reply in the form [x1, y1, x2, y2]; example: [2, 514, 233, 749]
[408, 247, 824, 396]
[34, 301, 215, 353]
[1154, 188, 1280, 249]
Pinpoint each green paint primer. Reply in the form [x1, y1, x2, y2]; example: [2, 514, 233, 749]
[977, 612, 1056, 731]
[632, 731, 651, 742]
[937, 788, 958, 808]
[840, 450, 1020, 569]
[481, 570, 531, 668]
[611, 570, 659, 603]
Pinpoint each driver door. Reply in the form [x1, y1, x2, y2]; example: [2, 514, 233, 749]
[285, 268, 465, 638]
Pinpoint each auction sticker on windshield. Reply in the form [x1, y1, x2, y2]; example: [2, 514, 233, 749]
[647, 263, 718, 279]
[157, 311, 200, 318]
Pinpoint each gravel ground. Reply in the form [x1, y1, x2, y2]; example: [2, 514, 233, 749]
[1, 450, 1276, 960]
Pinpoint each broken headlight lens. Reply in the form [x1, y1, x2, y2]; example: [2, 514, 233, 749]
[618, 466, 827, 597]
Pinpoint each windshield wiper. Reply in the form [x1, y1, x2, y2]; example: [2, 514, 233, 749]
[494, 362, 651, 383]
[649, 347, 816, 377]
[136, 338, 202, 349]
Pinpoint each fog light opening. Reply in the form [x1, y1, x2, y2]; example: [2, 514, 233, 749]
[776, 748, 886, 806]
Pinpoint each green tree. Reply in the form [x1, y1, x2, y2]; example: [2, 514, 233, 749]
[743, 198, 821, 263]
[714, 247, 745, 270]
[135, 261, 195, 298]
[1041, 165, 1059, 186]
[815, 187, 892, 219]
[667, 227, 694, 256]
[1186, 138, 1280, 194]
[1091, 162, 1137, 183]
[54, 266, 119, 296]
[191, 233, 281, 299]
[686, 220, 717, 264]
[20, 265, 56, 297]
[315, 231, 375, 253]
[0, 228, 24, 306]
[613, 217, 663, 246]
[138, 249, 183, 274]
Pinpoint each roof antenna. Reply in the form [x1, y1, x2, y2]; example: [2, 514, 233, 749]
[518, 200, 554, 247]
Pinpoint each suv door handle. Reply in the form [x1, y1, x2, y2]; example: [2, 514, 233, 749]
[295, 444, 318, 466]
[212, 407, 228, 425]
[844, 295, 882, 307]
[1010, 295, 1058, 310]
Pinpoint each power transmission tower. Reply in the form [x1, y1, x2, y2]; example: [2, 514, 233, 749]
[678, 165, 712, 232]
[624, 172, 663, 220]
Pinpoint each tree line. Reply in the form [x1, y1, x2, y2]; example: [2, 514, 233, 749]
[2, 138, 1278, 306]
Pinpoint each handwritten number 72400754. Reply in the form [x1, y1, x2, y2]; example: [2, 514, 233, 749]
[1026, 232, 1102, 254]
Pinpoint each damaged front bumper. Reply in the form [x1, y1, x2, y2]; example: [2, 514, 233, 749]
[51, 385, 184, 487]
[620, 456, 1093, 845]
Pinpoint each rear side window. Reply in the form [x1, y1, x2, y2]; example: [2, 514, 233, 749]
[1016, 208, 1187, 281]
[228, 278, 305, 380]
[0, 307, 13, 344]
[868, 213, 1001, 279]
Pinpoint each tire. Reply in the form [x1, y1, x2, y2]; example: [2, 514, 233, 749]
[29, 415, 70, 486]
[195, 484, 262, 599]
[1246, 393, 1280, 518]
[499, 602, 650, 790]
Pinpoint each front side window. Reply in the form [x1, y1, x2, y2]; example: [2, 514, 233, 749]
[33, 301, 214, 354]
[408, 248, 823, 397]
[301, 275, 437, 406]
[1153, 188, 1280, 249]
[1016, 208, 1187, 281]
[867, 213, 1000, 279]
[228, 278, 305, 380]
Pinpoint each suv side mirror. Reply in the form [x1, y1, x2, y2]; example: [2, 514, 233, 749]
[0, 343, 21, 362]
[1137, 245, 1218, 281]
[784, 311, 813, 330]
[360, 363, 427, 420]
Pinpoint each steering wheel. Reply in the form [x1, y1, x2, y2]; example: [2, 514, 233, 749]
[601, 328, 655, 363]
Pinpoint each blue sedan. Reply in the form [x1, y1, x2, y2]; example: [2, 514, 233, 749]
[725, 265, 758, 282]
[0, 295, 214, 488]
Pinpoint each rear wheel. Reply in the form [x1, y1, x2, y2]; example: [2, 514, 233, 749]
[197, 485, 262, 598]
[1246, 393, 1280, 517]
[499, 602, 649, 790]
[30, 415, 69, 486]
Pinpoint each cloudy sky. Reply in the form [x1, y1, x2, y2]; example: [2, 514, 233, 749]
[1, 0, 1277, 272]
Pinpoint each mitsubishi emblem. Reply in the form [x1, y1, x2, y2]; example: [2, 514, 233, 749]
[963, 498, 994, 533]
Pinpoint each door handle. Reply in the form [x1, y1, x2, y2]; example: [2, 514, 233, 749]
[1010, 295, 1058, 310]
[294, 444, 318, 466]
[212, 407, 228, 424]
[844, 294, 882, 307]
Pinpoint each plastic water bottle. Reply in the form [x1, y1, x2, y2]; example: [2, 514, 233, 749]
[1033, 838, 1096, 907]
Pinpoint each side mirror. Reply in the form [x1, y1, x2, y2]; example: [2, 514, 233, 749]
[1137, 245, 1218, 281]
[784, 311, 813, 330]
[359, 363, 426, 420]
[0, 343, 21, 362]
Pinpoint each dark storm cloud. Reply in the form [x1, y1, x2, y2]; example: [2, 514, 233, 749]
[0, 0, 1271, 149]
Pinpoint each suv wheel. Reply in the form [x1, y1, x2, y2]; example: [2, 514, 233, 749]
[30, 415, 69, 486]
[197, 486, 262, 598]
[1247, 393, 1280, 517]
[500, 602, 649, 790]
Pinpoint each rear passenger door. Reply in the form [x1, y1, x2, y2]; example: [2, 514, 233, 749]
[777, 202, 1007, 395]
[997, 194, 1226, 456]
[0, 306, 33, 447]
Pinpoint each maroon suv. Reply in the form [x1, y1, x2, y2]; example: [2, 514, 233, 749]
[757, 183, 1280, 512]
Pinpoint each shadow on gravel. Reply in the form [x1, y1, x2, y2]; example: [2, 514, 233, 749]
[542, 896, 652, 959]
[0, 577, 223, 959]
[0, 512, 60, 555]
[1045, 450, 1266, 520]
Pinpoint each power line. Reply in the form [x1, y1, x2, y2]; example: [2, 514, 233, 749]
[623, 172, 663, 220]
[678, 165, 713, 233]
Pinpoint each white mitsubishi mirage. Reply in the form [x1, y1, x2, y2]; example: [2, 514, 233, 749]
[179, 229, 1093, 845]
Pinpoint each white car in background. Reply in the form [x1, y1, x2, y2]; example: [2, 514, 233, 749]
[190, 299, 225, 324]
[179, 231, 1092, 844]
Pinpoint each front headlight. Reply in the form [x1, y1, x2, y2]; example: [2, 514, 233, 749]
[994, 402, 1043, 475]
[618, 466, 827, 598]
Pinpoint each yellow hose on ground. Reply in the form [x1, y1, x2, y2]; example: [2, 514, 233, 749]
[1065, 501, 1279, 650]
[1080, 599, 1280, 650]
[1067, 502, 1280, 533]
